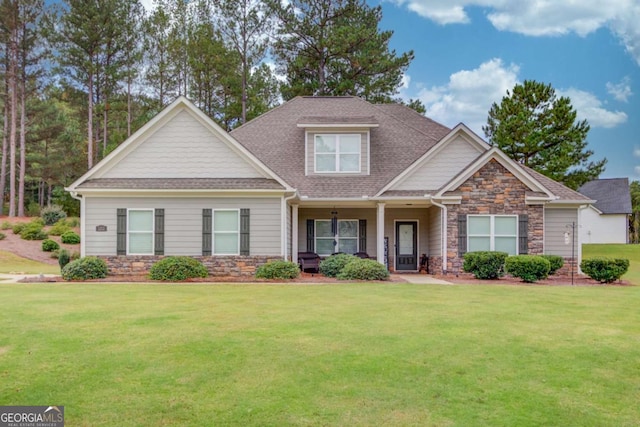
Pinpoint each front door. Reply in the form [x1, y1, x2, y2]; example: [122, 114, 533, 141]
[396, 221, 417, 271]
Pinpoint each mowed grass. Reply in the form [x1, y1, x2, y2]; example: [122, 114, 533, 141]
[1, 283, 639, 426]
[583, 243, 640, 284]
[0, 250, 60, 274]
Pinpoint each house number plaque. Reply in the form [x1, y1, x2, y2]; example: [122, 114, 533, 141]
[96, 225, 107, 232]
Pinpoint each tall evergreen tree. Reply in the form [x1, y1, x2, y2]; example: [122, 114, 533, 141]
[483, 80, 607, 190]
[269, 0, 413, 102]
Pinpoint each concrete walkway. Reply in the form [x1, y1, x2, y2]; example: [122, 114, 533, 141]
[394, 274, 453, 285]
[0, 273, 58, 283]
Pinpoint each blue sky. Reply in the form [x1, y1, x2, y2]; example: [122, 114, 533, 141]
[378, 0, 640, 182]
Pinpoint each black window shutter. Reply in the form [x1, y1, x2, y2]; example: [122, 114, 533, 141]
[519, 214, 528, 254]
[202, 209, 212, 256]
[458, 214, 467, 257]
[306, 219, 315, 252]
[240, 209, 250, 256]
[117, 208, 126, 255]
[154, 209, 164, 255]
[359, 219, 366, 252]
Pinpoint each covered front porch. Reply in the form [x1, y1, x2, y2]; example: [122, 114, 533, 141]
[290, 201, 446, 273]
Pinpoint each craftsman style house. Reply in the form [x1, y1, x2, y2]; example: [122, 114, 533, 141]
[66, 96, 592, 276]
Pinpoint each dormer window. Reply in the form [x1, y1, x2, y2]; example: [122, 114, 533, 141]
[315, 134, 361, 173]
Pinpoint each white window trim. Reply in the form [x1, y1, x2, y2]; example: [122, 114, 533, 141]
[314, 219, 359, 255]
[467, 214, 519, 254]
[213, 209, 240, 255]
[314, 134, 362, 174]
[127, 208, 155, 255]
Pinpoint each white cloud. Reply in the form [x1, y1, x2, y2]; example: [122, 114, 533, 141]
[414, 58, 519, 134]
[606, 77, 633, 102]
[559, 88, 627, 128]
[635, 166, 640, 176]
[400, 58, 627, 133]
[390, 0, 640, 65]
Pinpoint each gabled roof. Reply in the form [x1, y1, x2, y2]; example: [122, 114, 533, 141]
[578, 178, 632, 214]
[230, 96, 451, 198]
[67, 96, 292, 193]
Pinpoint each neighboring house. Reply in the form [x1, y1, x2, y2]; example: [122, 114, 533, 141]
[577, 178, 631, 244]
[66, 96, 592, 276]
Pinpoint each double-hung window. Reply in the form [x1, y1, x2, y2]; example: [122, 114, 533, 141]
[128, 209, 154, 255]
[315, 134, 361, 173]
[315, 219, 358, 255]
[468, 215, 518, 255]
[213, 210, 239, 255]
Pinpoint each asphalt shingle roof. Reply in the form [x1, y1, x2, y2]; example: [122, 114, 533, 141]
[524, 168, 593, 202]
[578, 178, 632, 214]
[230, 96, 451, 198]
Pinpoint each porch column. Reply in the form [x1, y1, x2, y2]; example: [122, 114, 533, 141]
[376, 202, 386, 265]
[292, 204, 299, 263]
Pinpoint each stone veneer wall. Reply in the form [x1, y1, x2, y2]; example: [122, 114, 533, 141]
[443, 159, 544, 274]
[101, 255, 283, 277]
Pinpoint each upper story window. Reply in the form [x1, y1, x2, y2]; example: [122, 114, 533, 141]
[314, 134, 361, 173]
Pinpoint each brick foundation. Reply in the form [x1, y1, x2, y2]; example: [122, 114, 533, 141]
[100, 255, 283, 277]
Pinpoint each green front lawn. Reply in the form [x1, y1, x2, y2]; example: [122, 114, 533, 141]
[0, 251, 60, 274]
[1, 283, 639, 426]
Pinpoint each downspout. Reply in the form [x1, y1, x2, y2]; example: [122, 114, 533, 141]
[281, 190, 298, 261]
[69, 191, 86, 258]
[429, 197, 448, 274]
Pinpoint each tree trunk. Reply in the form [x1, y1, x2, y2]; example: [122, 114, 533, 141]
[0, 88, 8, 216]
[87, 72, 94, 169]
[17, 67, 26, 217]
[8, 30, 18, 217]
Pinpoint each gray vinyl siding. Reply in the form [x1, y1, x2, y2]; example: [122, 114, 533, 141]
[544, 207, 578, 257]
[84, 197, 281, 256]
[306, 131, 369, 176]
[102, 110, 263, 179]
[394, 135, 482, 190]
[427, 206, 442, 256]
[298, 208, 376, 256]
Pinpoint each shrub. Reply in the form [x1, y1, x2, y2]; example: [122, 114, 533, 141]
[149, 256, 209, 281]
[541, 255, 564, 275]
[12, 223, 25, 234]
[0, 232, 5, 240]
[61, 256, 108, 281]
[580, 258, 630, 284]
[255, 260, 300, 280]
[20, 221, 48, 240]
[41, 205, 67, 225]
[1, 221, 11, 230]
[71, 251, 80, 260]
[463, 251, 508, 280]
[58, 249, 71, 270]
[319, 253, 357, 278]
[42, 239, 60, 252]
[505, 255, 550, 283]
[26, 201, 40, 217]
[337, 258, 389, 281]
[61, 231, 81, 244]
[66, 217, 80, 227]
[48, 219, 72, 236]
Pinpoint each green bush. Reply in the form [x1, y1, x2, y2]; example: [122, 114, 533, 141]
[337, 258, 389, 280]
[48, 219, 72, 236]
[580, 258, 629, 283]
[255, 260, 300, 279]
[541, 255, 564, 275]
[58, 249, 71, 270]
[319, 253, 357, 278]
[42, 239, 60, 252]
[463, 251, 509, 280]
[505, 255, 550, 283]
[149, 256, 209, 281]
[26, 201, 40, 217]
[12, 223, 25, 234]
[66, 217, 80, 227]
[1, 221, 11, 230]
[0, 232, 5, 240]
[61, 231, 81, 244]
[41, 205, 67, 225]
[20, 221, 48, 240]
[71, 251, 80, 260]
[61, 256, 108, 281]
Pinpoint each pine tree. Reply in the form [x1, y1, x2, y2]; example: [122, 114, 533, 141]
[483, 80, 607, 190]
